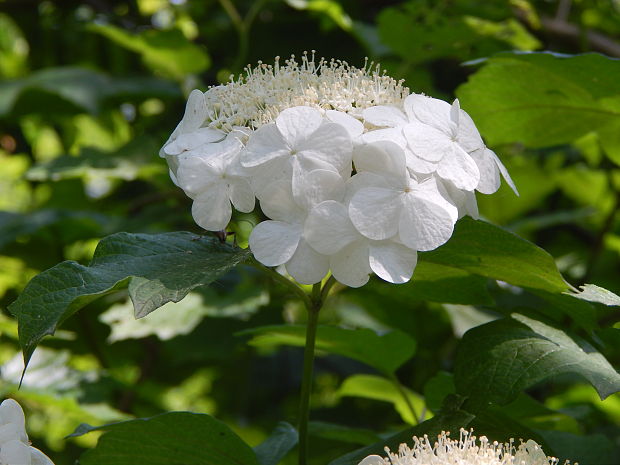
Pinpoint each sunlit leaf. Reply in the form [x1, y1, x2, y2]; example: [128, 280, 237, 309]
[457, 52, 620, 149]
[240, 325, 415, 375]
[420, 218, 569, 293]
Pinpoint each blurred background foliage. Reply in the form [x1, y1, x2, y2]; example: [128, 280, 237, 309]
[0, 0, 619, 464]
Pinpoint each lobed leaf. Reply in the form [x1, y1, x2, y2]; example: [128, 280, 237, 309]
[454, 313, 620, 412]
[9, 232, 251, 366]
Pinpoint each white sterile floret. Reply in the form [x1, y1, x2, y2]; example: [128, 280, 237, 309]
[0, 399, 55, 465]
[305, 200, 417, 288]
[358, 429, 570, 465]
[176, 135, 254, 231]
[364, 95, 481, 190]
[241, 106, 353, 196]
[249, 167, 345, 285]
[349, 141, 458, 252]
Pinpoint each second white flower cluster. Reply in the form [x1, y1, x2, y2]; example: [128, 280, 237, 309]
[162, 74, 516, 288]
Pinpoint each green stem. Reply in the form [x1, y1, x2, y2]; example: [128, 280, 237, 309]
[297, 283, 322, 465]
[389, 373, 420, 424]
[248, 258, 312, 309]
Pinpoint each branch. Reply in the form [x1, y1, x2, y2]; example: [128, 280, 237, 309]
[539, 16, 620, 57]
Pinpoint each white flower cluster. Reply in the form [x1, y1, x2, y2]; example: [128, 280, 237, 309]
[358, 429, 570, 465]
[161, 54, 517, 288]
[0, 399, 55, 465]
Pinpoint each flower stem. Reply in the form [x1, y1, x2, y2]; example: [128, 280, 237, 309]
[297, 283, 322, 465]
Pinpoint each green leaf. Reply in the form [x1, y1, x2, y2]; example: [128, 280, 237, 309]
[0, 67, 179, 117]
[420, 218, 569, 293]
[89, 24, 210, 79]
[254, 422, 297, 465]
[566, 283, 620, 306]
[538, 430, 616, 465]
[308, 421, 380, 446]
[9, 232, 251, 366]
[0, 209, 109, 252]
[25, 136, 163, 184]
[328, 408, 474, 465]
[381, 261, 494, 305]
[72, 412, 259, 465]
[337, 374, 425, 425]
[454, 313, 620, 412]
[240, 325, 415, 375]
[457, 52, 620, 148]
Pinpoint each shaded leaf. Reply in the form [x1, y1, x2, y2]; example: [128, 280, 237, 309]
[328, 407, 473, 465]
[0, 67, 179, 117]
[9, 232, 251, 366]
[240, 325, 415, 375]
[72, 412, 259, 465]
[308, 421, 381, 446]
[454, 314, 620, 412]
[254, 422, 297, 465]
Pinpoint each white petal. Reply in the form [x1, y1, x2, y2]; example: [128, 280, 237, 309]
[363, 105, 408, 128]
[436, 145, 480, 191]
[247, 158, 293, 199]
[489, 149, 519, 196]
[369, 241, 417, 284]
[414, 178, 459, 222]
[249, 221, 301, 266]
[438, 178, 479, 219]
[353, 140, 407, 178]
[229, 178, 255, 213]
[358, 455, 386, 465]
[405, 151, 437, 175]
[191, 186, 232, 231]
[330, 241, 372, 288]
[30, 447, 55, 465]
[360, 127, 406, 147]
[399, 193, 456, 251]
[469, 148, 500, 194]
[276, 106, 323, 147]
[180, 89, 207, 133]
[292, 167, 345, 211]
[305, 201, 359, 255]
[297, 122, 352, 172]
[326, 110, 364, 138]
[403, 121, 454, 162]
[285, 239, 329, 285]
[241, 123, 289, 168]
[349, 188, 401, 240]
[344, 172, 389, 205]
[457, 108, 484, 153]
[450, 99, 461, 126]
[259, 180, 301, 222]
[177, 158, 220, 197]
[405, 94, 454, 135]
[0, 399, 26, 432]
[0, 439, 31, 465]
[0, 423, 24, 444]
[163, 127, 224, 156]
